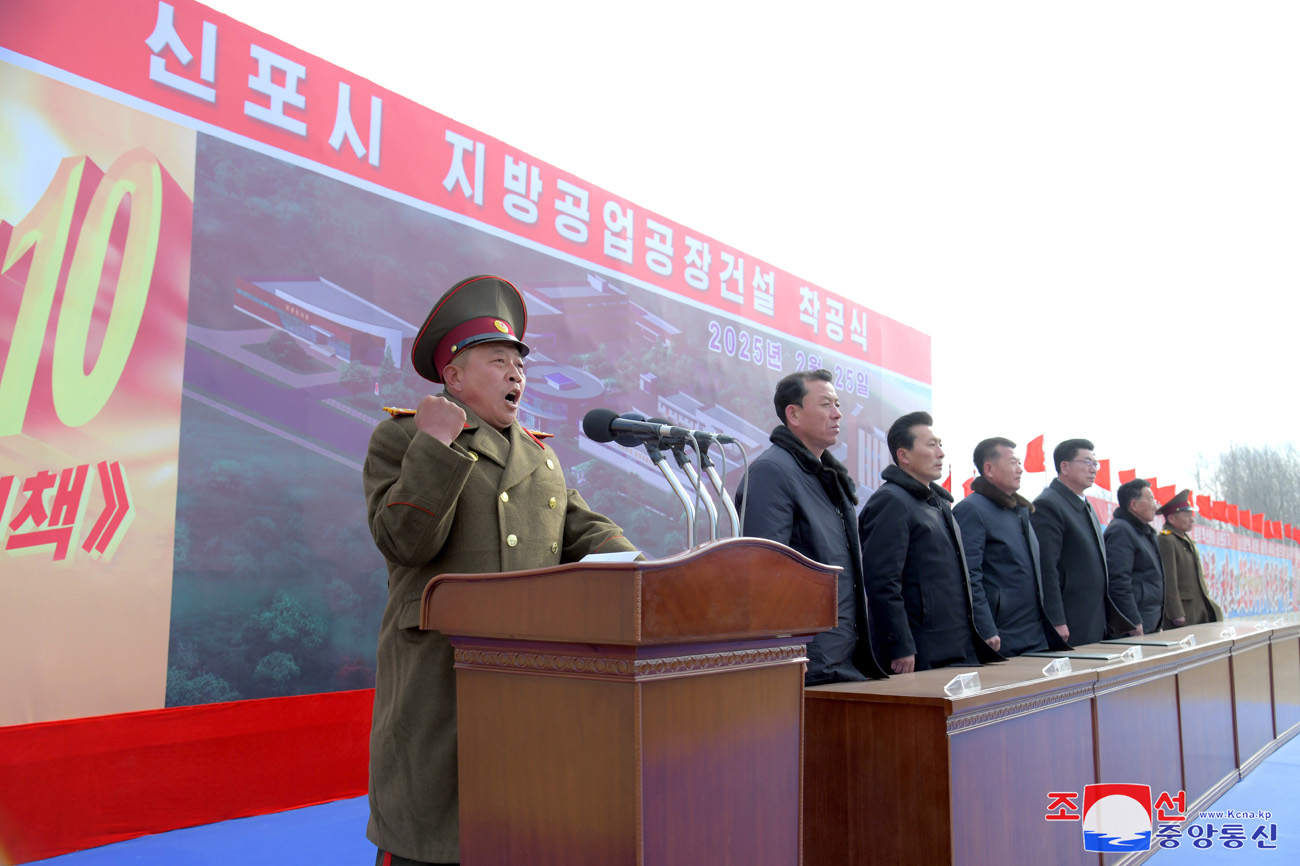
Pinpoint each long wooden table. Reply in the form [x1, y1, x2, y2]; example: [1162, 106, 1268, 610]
[804, 619, 1300, 866]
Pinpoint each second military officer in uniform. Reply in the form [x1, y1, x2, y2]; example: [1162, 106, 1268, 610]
[1157, 489, 1223, 627]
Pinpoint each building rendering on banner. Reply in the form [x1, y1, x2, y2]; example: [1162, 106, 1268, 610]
[233, 275, 418, 365]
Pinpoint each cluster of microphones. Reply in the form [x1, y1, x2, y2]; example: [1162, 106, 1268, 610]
[581, 408, 748, 548]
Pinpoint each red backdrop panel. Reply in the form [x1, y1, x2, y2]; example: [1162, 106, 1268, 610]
[0, 689, 371, 863]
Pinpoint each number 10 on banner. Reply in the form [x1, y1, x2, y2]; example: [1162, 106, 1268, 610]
[1, 149, 166, 436]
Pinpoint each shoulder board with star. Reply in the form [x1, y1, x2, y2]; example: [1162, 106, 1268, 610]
[381, 407, 471, 431]
[524, 428, 554, 449]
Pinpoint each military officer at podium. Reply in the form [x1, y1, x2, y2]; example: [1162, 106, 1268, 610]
[363, 275, 635, 866]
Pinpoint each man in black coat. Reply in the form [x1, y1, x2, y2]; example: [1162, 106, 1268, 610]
[1103, 478, 1165, 634]
[952, 437, 1072, 657]
[736, 369, 887, 684]
[859, 411, 1002, 673]
[1031, 439, 1138, 646]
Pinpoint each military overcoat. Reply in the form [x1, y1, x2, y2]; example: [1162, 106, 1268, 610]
[362, 398, 633, 863]
[1158, 526, 1223, 625]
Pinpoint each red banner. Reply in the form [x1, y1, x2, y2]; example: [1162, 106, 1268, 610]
[0, 0, 930, 384]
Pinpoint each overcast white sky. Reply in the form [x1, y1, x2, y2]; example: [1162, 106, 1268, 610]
[205, 0, 1299, 498]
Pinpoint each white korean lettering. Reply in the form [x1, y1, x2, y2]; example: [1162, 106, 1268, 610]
[244, 45, 307, 135]
[798, 286, 819, 333]
[825, 297, 844, 342]
[145, 1, 217, 102]
[555, 180, 590, 243]
[442, 130, 485, 205]
[645, 219, 673, 277]
[684, 237, 710, 291]
[328, 82, 383, 167]
[752, 267, 775, 316]
[503, 156, 542, 223]
[603, 201, 634, 263]
[719, 252, 744, 304]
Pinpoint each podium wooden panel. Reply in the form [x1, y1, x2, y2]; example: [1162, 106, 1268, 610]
[1272, 624, 1300, 741]
[805, 657, 1100, 866]
[421, 537, 837, 866]
[1231, 630, 1276, 776]
[804, 621, 1300, 866]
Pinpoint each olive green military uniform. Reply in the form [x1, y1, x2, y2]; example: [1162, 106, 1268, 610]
[1158, 526, 1223, 625]
[363, 397, 633, 863]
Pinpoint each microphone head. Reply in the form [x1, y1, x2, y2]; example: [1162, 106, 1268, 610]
[614, 412, 648, 448]
[582, 407, 620, 443]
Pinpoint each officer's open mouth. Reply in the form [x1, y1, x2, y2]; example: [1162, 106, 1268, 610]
[504, 391, 519, 405]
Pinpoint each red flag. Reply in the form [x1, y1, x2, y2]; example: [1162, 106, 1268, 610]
[1155, 484, 1176, 507]
[962, 476, 975, 497]
[1240, 509, 1252, 529]
[941, 470, 952, 493]
[1118, 469, 1137, 485]
[1024, 435, 1045, 473]
[1213, 501, 1228, 522]
[1273, 520, 1284, 539]
[1144, 476, 1159, 491]
[1288, 524, 1297, 542]
[1253, 513, 1265, 534]
[1196, 495, 1213, 518]
[1264, 521, 1275, 539]
[1095, 459, 1112, 491]
[1227, 504, 1238, 525]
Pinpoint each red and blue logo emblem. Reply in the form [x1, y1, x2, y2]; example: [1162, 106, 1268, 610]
[1082, 783, 1152, 852]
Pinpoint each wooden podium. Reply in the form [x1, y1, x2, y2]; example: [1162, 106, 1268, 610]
[420, 537, 837, 866]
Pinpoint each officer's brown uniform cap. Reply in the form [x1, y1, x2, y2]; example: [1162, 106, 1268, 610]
[1158, 488, 1195, 517]
[411, 275, 529, 384]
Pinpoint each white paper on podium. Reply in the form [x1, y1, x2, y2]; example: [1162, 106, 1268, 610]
[580, 550, 643, 563]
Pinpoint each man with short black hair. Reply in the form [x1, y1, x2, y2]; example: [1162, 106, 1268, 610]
[859, 412, 1001, 673]
[1104, 478, 1163, 634]
[736, 370, 886, 684]
[953, 438, 1071, 656]
[1158, 489, 1223, 626]
[1031, 439, 1138, 646]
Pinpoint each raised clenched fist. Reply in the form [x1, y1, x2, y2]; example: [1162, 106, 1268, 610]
[415, 395, 466, 446]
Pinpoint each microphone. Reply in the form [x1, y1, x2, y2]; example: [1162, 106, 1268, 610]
[581, 408, 737, 447]
[582, 408, 693, 445]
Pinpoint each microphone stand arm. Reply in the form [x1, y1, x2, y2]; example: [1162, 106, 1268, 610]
[672, 443, 718, 542]
[644, 442, 695, 549]
[698, 440, 740, 538]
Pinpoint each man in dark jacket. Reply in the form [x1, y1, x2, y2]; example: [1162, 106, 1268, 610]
[1157, 489, 1223, 626]
[1031, 439, 1138, 646]
[859, 411, 1002, 673]
[952, 437, 1071, 657]
[736, 369, 886, 684]
[1104, 478, 1165, 633]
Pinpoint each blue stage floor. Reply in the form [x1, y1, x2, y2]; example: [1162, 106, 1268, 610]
[31, 736, 1300, 864]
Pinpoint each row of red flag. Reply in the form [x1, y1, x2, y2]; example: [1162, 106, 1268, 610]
[941, 435, 1300, 544]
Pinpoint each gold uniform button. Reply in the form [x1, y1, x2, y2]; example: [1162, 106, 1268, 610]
[548, 497, 557, 509]
[551, 542, 559, 554]
[468, 451, 478, 462]
[506, 533, 518, 547]
[546, 459, 554, 470]
[500, 492, 509, 503]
